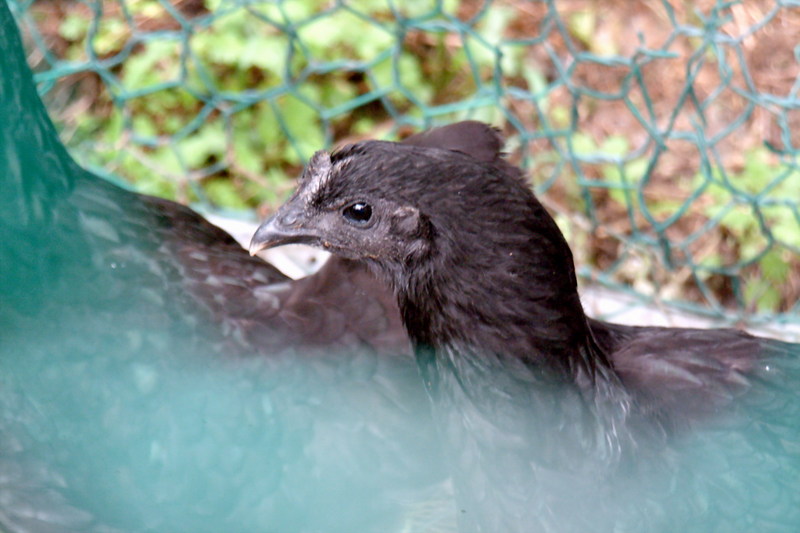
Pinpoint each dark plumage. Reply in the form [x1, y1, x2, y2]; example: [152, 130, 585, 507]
[0, 5, 452, 532]
[252, 121, 800, 532]
[129, 190, 409, 357]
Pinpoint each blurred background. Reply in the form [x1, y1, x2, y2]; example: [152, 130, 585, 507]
[8, 0, 800, 334]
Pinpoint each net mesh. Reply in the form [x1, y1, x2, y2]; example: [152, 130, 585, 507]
[8, 0, 800, 326]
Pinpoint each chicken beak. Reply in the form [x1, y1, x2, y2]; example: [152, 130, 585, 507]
[249, 204, 319, 256]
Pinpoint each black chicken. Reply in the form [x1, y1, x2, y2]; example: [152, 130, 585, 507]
[252, 121, 800, 533]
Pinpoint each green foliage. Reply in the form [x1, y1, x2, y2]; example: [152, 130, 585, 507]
[48, 0, 512, 213]
[58, 13, 89, 42]
[695, 147, 800, 312]
[569, 132, 651, 211]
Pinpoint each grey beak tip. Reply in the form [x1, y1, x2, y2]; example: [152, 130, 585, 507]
[249, 218, 276, 256]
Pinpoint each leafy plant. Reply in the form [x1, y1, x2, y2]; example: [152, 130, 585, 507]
[49, 0, 506, 213]
[695, 147, 800, 312]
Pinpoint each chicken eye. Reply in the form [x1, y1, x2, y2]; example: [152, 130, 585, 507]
[342, 202, 373, 226]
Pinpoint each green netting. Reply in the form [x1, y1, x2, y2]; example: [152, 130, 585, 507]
[7, 0, 800, 326]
